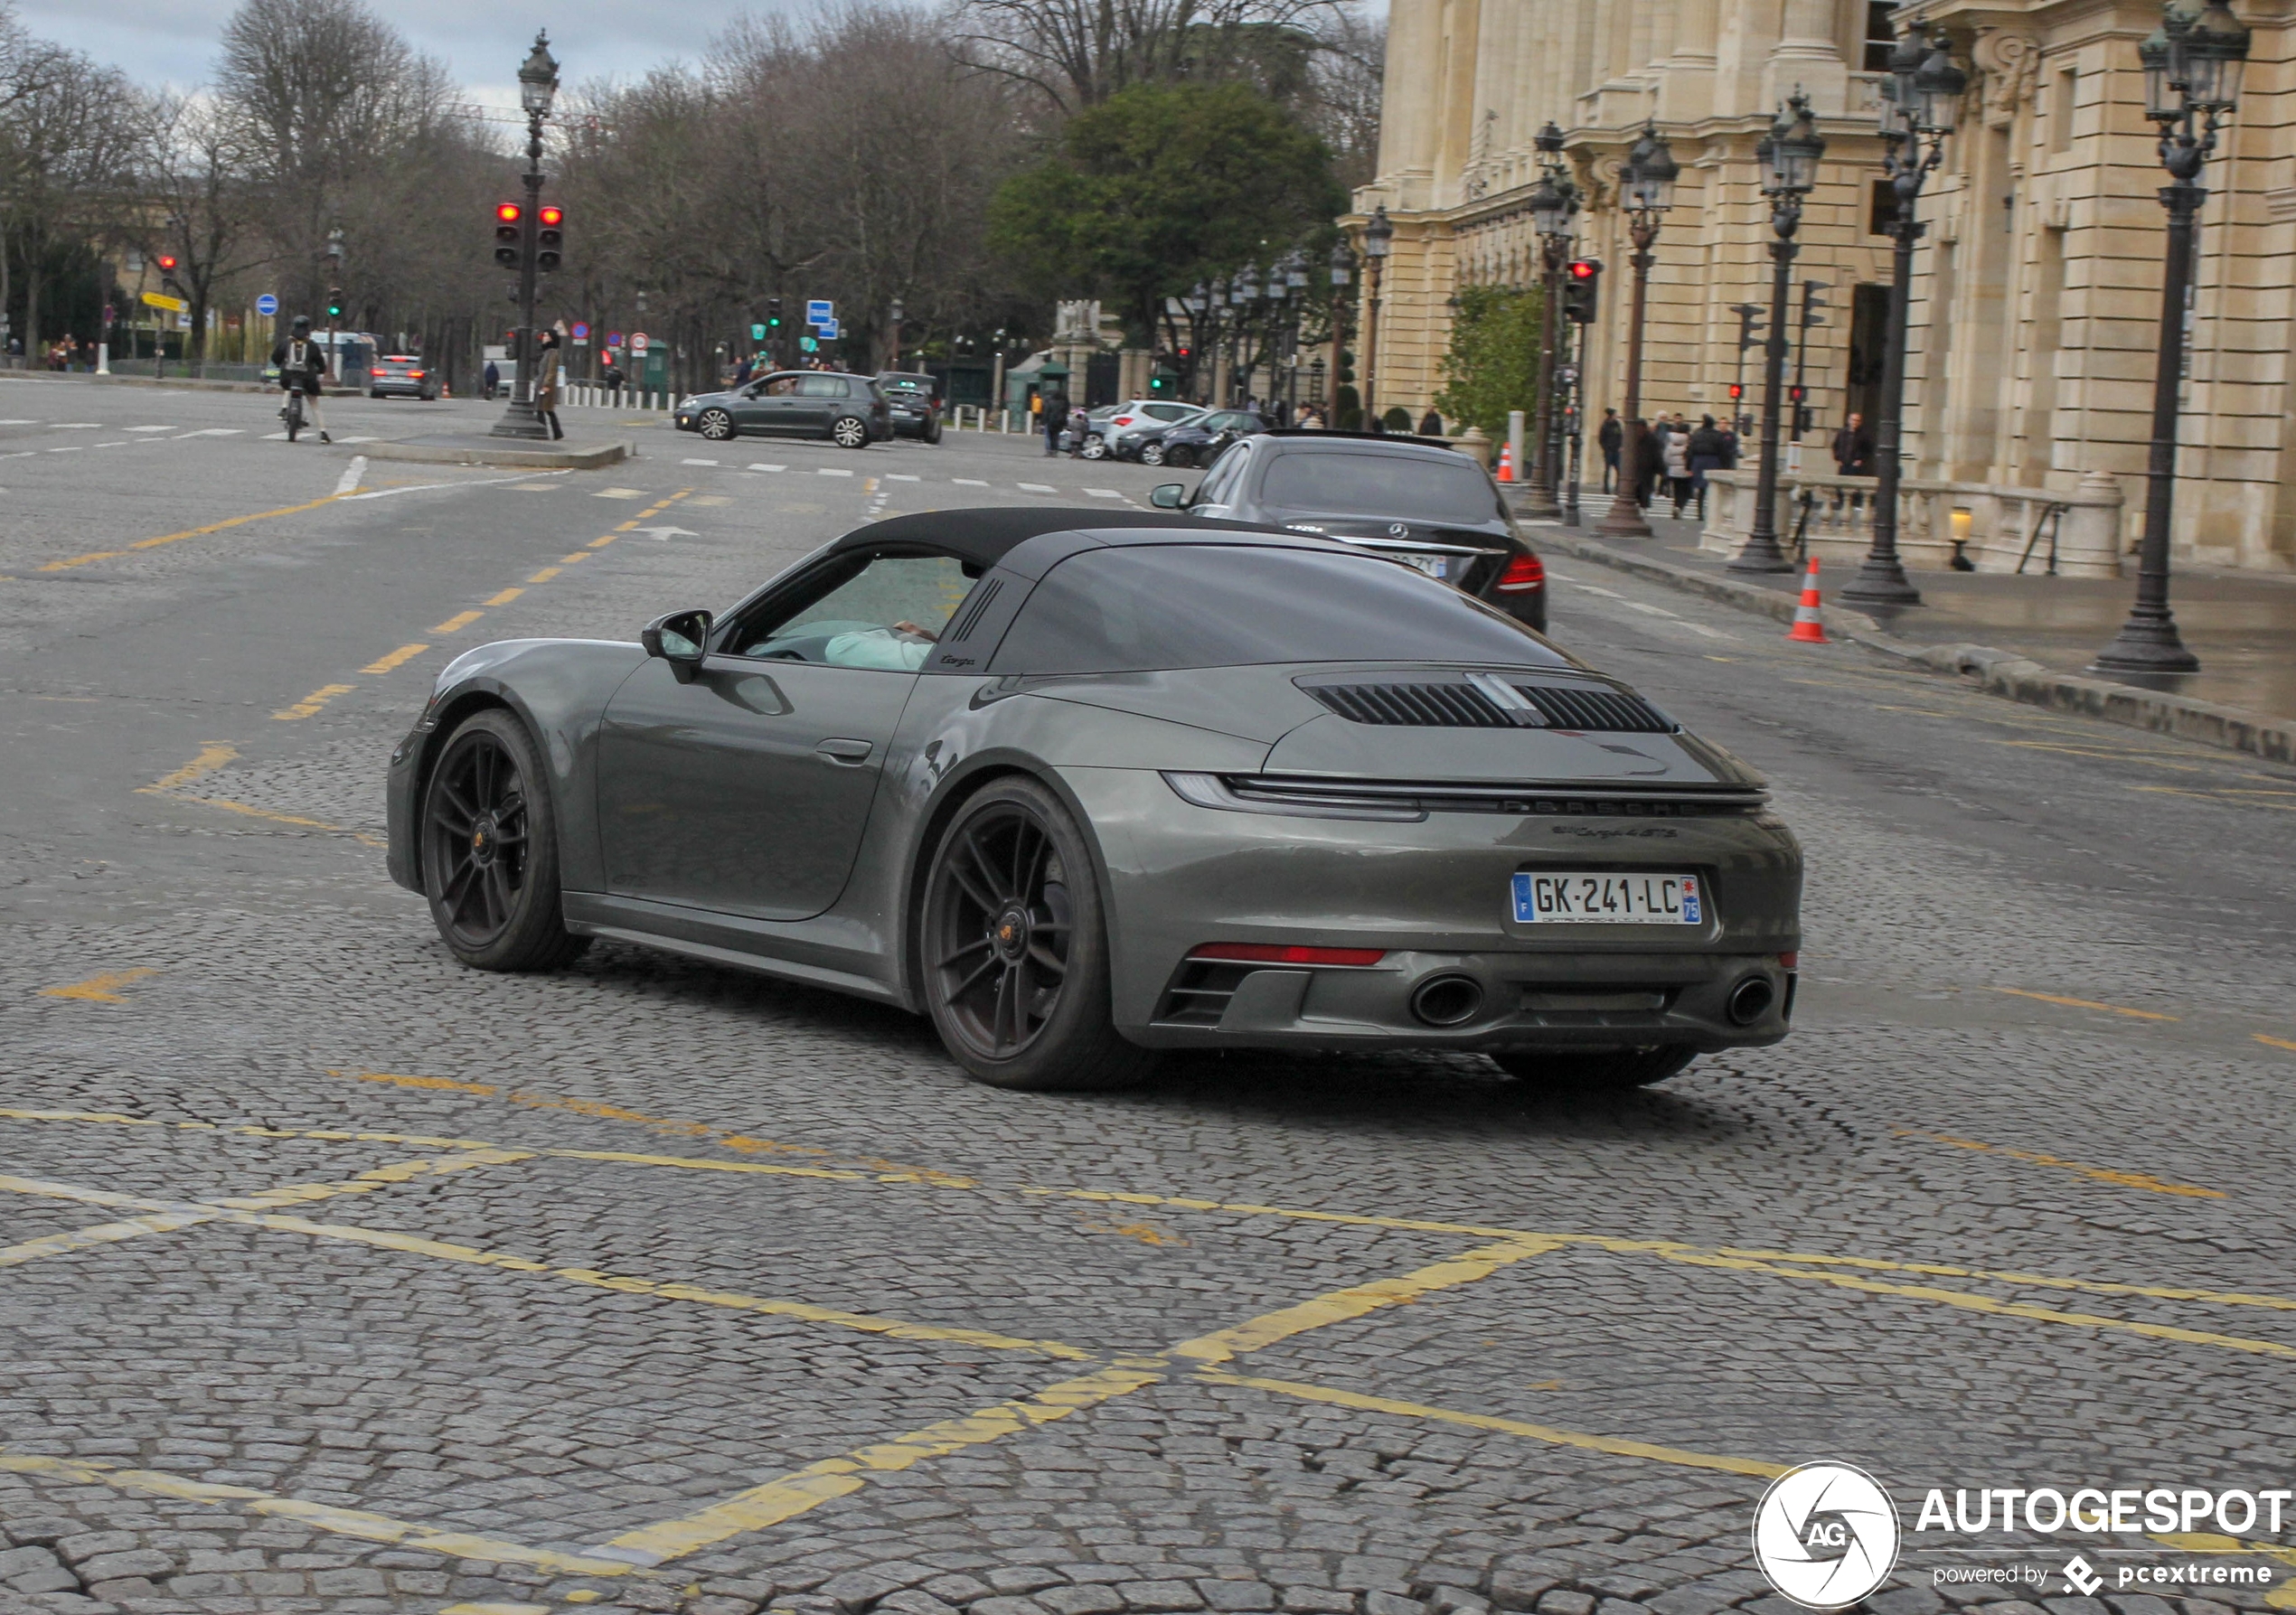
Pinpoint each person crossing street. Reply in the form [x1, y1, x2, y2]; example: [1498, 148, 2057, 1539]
[268, 315, 331, 444]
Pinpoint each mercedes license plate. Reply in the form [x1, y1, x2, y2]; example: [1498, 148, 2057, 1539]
[1396, 552, 1450, 579]
[1511, 872, 1702, 925]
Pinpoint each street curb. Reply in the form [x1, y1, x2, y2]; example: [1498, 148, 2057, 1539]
[359, 437, 635, 470]
[86, 374, 363, 396]
[1535, 525, 2296, 765]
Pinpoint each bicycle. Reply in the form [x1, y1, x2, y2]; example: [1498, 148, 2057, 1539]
[282, 389, 305, 443]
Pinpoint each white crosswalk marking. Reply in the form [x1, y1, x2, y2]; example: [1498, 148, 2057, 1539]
[682, 457, 720, 466]
[952, 478, 987, 486]
[817, 467, 852, 477]
[124, 426, 174, 433]
[1017, 483, 1055, 493]
[1085, 488, 1123, 498]
[886, 474, 920, 481]
[747, 464, 786, 473]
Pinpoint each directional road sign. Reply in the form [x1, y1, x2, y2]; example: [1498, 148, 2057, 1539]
[818, 319, 840, 341]
[255, 294, 278, 317]
[141, 292, 187, 314]
[805, 299, 833, 326]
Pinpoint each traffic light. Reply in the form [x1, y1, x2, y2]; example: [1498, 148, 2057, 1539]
[1561, 258, 1601, 324]
[767, 296, 783, 330]
[155, 254, 177, 273]
[1734, 302, 1767, 350]
[1727, 382, 1744, 400]
[536, 205, 563, 272]
[1800, 279, 1831, 331]
[326, 287, 343, 320]
[1790, 384, 1811, 437]
[494, 202, 522, 267]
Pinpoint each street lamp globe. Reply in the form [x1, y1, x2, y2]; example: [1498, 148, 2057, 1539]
[2179, 0, 2252, 112]
[1623, 123, 1679, 213]
[1913, 34, 1969, 134]
[889, 297, 904, 326]
[1363, 203, 1393, 260]
[1284, 251, 1309, 290]
[1761, 93, 1824, 195]
[1527, 173, 1570, 239]
[2140, 17, 2178, 120]
[1534, 119, 1566, 159]
[518, 31, 560, 117]
[1327, 241, 1353, 287]
[1879, 29, 1924, 132]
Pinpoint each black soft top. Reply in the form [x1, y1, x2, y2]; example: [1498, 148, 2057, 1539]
[833, 508, 1289, 572]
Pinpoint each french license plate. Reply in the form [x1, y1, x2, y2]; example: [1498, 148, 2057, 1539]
[1397, 552, 1450, 579]
[1511, 871, 1702, 925]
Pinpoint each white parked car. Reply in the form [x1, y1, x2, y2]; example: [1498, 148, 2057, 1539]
[1082, 399, 1206, 459]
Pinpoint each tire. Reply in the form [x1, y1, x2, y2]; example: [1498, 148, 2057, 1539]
[697, 408, 735, 442]
[419, 709, 588, 972]
[924, 418, 942, 445]
[1079, 436, 1108, 460]
[1489, 1045, 1697, 1091]
[1166, 446, 1193, 469]
[921, 777, 1155, 1092]
[1139, 442, 1165, 467]
[831, 415, 870, 448]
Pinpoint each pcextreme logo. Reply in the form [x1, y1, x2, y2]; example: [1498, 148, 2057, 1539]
[1752, 1463, 1902, 1610]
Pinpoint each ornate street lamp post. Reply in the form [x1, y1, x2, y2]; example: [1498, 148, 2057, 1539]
[886, 296, 904, 372]
[2094, 0, 2250, 676]
[492, 31, 560, 440]
[1598, 122, 1679, 539]
[1523, 122, 1577, 519]
[1841, 29, 1967, 606]
[1729, 92, 1824, 573]
[1326, 241, 1352, 423]
[1360, 203, 1392, 427]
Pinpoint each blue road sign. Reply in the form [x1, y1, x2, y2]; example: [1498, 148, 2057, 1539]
[818, 319, 840, 341]
[805, 299, 833, 326]
[255, 294, 278, 317]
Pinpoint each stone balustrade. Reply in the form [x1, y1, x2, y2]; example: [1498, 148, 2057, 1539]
[1696, 466, 2128, 579]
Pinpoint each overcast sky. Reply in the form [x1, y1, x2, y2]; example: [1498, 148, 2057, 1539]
[15, 0, 774, 106]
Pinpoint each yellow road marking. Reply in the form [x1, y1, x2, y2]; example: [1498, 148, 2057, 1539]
[1992, 986, 2178, 1020]
[432, 610, 484, 634]
[360, 643, 428, 674]
[38, 490, 350, 572]
[149, 742, 236, 791]
[2131, 784, 2296, 813]
[2258, 1035, 2296, 1054]
[485, 587, 523, 606]
[39, 968, 156, 1003]
[1897, 1128, 2223, 1198]
[272, 682, 354, 720]
[526, 567, 560, 583]
[0, 1451, 635, 1576]
[148, 792, 382, 845]
[1197, 1370, 1782, 1479]
[0, 1208, 218, 1268]
[613, 522, 639, 532]
[1170, 1238, 1562, 1366]
[561, 551, 590, 562]
[597, 1363, 1162, 1565]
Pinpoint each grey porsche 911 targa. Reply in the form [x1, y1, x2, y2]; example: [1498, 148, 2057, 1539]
[387, 508, 1802, 1093]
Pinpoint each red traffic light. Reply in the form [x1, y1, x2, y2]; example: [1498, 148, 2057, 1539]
[1567, 259, 1597, 279]
[495, 202, 522, 224]
[1727, 383, 1744, 399]
[155, 254, 178, 272]
[538, 206, 563, 228]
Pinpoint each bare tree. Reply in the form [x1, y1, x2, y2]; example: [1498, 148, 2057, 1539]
[950, 0, 1341, 116]
[142, 93, 272, 366]
[0, 32, 141, 360]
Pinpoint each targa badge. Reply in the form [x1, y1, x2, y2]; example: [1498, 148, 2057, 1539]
[1753, 1462, 1901, 1609]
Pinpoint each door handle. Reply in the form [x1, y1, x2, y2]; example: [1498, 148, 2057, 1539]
[815, 737, 874, 765]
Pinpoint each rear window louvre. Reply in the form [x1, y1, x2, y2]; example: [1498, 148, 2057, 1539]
[1307, 681, 1512, 728]
[1509, 684, 1673, 733]
[1301, 676, 1672, 732]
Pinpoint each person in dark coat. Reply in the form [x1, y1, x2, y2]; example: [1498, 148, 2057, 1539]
[1832, 412, 1875, 508]
[1598, 408, 1623, 492]
[1686, 414, 1729, 522]
[1417, 407, 1444, 437]
[1631, 419, 1664, 510]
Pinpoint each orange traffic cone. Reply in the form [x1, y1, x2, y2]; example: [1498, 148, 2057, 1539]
[1785, 558, 1830, 643]
[1495, 443, 1514, 484]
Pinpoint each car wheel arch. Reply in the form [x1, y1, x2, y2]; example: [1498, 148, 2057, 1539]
[405, 688, 549, 887]
[897, 752, 1123, 1016]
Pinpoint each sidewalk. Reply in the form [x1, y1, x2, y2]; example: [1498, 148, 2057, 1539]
[1526, 492, 2295, 761]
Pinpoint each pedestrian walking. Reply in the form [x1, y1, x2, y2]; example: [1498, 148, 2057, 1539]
[483, 359, 501, 401]
[1686, 414, 1728, 522]
[1662, 424, 1693, 519]
[1632, 418, 1663, 510]
[1598, 409, 1623, 493]
[534, 331, 565, 440]
[1060, 403, 1088, 457]
[734, 354, 753, 387]
[1040, 393, 1065, 456]
[603, 361, 624, 403]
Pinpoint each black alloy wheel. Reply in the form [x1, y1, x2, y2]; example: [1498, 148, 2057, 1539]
[1489, 1045, 1697, 1091]
[1165, 445, 1193, 469]
[831, 415, 870, 448]
[420, 709, 587, 972]
[924, 416, 942, 445]
[697, 408, 735, 441]
[922, 777, 1153, 1091]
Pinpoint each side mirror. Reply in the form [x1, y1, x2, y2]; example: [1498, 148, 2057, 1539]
[642, 609, 712, 681]
[1149, 483, 1188, 510]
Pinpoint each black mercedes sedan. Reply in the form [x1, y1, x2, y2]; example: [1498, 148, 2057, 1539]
[1150, 432, 1548, 632]
[675, 371, 891, 448]
[875, 371, 944, 443]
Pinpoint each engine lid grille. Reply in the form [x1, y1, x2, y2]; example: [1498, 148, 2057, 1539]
[1298, 672, 1673, 734]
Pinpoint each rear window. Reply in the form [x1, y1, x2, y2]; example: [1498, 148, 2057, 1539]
[988, 544, 1565, 674]
[1259, 448, 1501, 524]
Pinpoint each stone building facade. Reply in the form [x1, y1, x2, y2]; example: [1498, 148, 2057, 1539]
[1348, 0, 2296, 571]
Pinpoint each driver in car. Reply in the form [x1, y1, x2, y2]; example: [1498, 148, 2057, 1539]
[820, 619, 938, 670]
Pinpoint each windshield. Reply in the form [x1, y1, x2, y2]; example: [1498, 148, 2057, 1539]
[988, 544, 1567, 674]
[1259, 449, 1502, 524]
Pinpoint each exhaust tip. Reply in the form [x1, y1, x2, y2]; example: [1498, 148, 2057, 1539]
[1727, 975, 1775, 1027]
[1410, 974, 1484, 1028]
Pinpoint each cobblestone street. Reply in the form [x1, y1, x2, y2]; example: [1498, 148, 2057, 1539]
[2, 385, 2291, 1615]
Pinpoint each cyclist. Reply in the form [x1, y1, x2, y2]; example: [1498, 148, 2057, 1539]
[269, 315, 332, 444]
